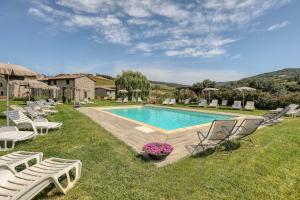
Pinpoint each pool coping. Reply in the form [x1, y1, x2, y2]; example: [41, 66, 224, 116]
[95, 105, 255, 134]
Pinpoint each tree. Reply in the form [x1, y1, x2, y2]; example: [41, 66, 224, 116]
[192, 79, 216, 95]
[115, 70, 150, 99]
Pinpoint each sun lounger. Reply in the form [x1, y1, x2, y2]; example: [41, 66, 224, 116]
[116, 98, 122, 103]
[123, 97, 128, 103]
[25, 106, 47, 119]
[5, 110, 62, 135]
[188, 120, 238, 154]
[137, 97, 143, 103]
[244, 101, 255, 111]
[162, 98, 170, 105]
[184, 99, 190, 104]
[0, 127, 36, 151]
[198, 99, 207, 107]
[169, 99, 176, 105]
[229, 118, 264, 144]
[9, 105, 27, 114]
[34, 105, 58, 115]
[269, 108, 283, 113]
[221, 99, 228, 106]
[131, 97, 137, 102]
[0, 157, 82, 199]
[270, 104, 299, 113]
[209, 99, 219, 107]
[0, 151, 43, 174]
[84, 98, 94, 104]
[263, 106, 290, 124]
[286, 108, 300, 117]
[232, 101, 242, 109]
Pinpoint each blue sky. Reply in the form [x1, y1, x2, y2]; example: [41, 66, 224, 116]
[0, 0, 299, 84]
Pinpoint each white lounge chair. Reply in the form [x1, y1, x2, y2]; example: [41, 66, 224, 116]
[270, 104, 299, 113]
[84, 98, 94, 104]
[263, 106, 291, 124]
[9, 105, 27, 114]
[169, 99, 176, 105]
[131, 97, 137, 102]
[0, 151, 43, 174]
[162, 98, 170, 105]
[25, 106, 47, 119]
[116, 98, 122, 103]
[188, 120, 238, 154]
[244, 101, 255, 111]
[209, 99, 219, 108]
[184, 99, 190, 105]
[286, 108, 300, 117]
[34, 105, 58, 115]
[0, 127, 36, 151]
[137, 97, 143, 103]
[229, 118, 264, 144]
[198, 99, 207, 107]
[0, 157, 82, 199]
[123, 97, 128, 103]
[221, 99, 228, 107]
[232, 101, 242, 109]
[5, 110, 62, 135]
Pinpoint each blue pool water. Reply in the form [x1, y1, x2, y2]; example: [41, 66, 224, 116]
[105, 106, 234, 131]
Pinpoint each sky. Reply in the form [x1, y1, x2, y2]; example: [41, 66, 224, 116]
[0, 0, 299, 85]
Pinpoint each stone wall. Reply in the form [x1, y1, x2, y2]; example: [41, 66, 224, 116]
[74, 76, 95, 100]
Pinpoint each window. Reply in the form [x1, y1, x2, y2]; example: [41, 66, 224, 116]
[0, 82, 3, 87]
[0, 91, 3, 96]
[66, 80, 70, 85]
[53, 80, 57, 85]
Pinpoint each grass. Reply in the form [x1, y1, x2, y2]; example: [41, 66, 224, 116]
[0, 100, 299, 199]
[90, 76, 115, 86]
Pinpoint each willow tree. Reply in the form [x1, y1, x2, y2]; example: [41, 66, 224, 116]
[115, 70, 150, 99]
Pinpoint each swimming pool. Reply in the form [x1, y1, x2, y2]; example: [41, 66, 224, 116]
[104, 106, 234, 131]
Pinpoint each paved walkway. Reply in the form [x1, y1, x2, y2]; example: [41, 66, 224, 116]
[77, 106, 259, 167]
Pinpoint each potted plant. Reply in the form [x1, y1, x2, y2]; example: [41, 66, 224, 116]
[143, 143, 173, 160]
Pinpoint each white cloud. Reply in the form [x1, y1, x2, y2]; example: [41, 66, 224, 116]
[28, 0, 291, 57]
[267, 21, 289, 31]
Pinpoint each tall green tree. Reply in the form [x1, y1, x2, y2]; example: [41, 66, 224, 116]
[115, 70, 150, 99]
[192, 79, 216, 95]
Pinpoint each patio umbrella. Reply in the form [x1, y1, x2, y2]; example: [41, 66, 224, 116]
[202, 88, 219, 103]
[235, 86, 256, 108]
[0, 63, 37, 125]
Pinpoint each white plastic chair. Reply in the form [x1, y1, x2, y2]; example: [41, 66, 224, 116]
[0, 157, 82, 199]
[0, 127, 36, 151]
[198, 99, 207, 107]
[5, 110, 62, 135]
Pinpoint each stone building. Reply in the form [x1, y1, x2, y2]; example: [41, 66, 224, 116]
[40, 74, 95, 101]
[0, 75, 6, 98]
[95, 86, 116, 99]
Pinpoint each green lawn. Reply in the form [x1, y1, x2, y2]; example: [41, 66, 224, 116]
[0, 101, 299, 199]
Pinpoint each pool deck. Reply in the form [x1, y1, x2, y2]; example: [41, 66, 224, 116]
[77, 105, 262, 167]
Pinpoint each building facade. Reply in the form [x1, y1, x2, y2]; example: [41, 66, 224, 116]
[95, 86, 116, 99]
[0, 76, 6, 98]
[40, 74, 95, 101]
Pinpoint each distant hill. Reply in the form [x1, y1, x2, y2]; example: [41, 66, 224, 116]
[217, 68, 300, 87]
[150, 80, 189, 88]
[90, 76, 115, 86]
[240, 68, 300, 83]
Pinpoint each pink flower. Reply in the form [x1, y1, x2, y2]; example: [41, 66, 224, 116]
[143, 143, 173, 155]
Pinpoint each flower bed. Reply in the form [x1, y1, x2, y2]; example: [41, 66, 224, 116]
[143, 143, 173, 160]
